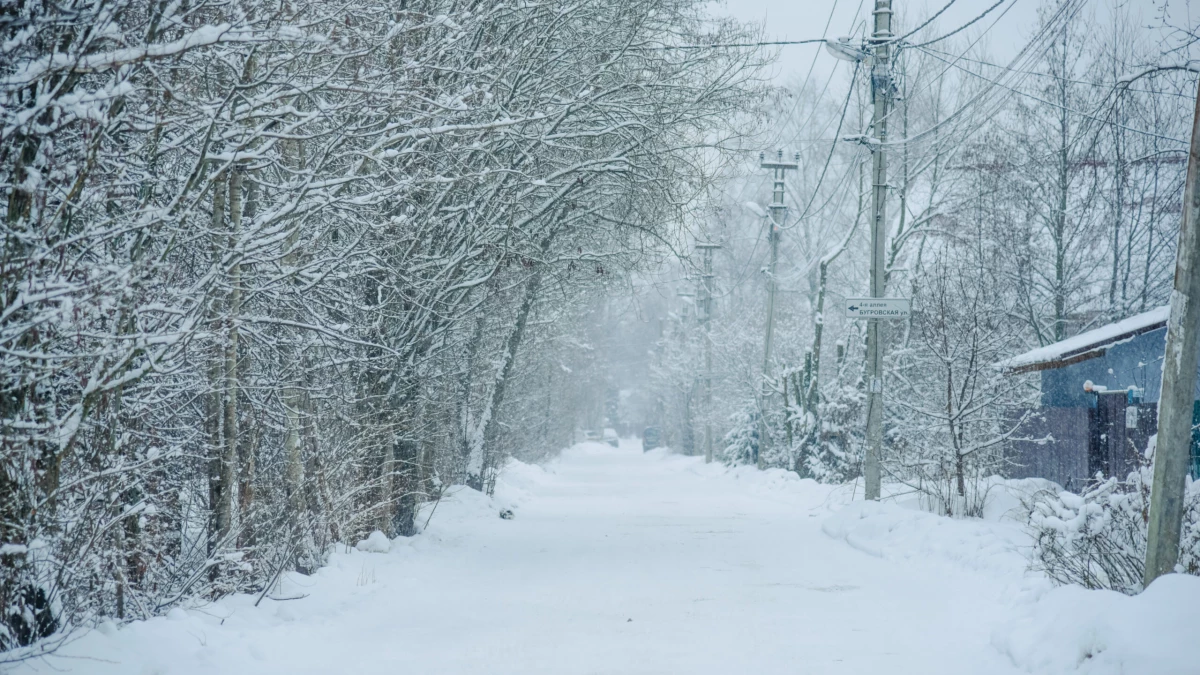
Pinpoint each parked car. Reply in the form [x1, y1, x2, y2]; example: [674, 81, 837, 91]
[583, 429, 603, 444]
[602, 428, 620, 447]
[642, 426, 661, 452]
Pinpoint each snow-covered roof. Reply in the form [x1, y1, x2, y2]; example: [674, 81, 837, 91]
[999, 305, 1169, 373]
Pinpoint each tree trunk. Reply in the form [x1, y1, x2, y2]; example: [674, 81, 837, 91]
[225, 167, 247, 545]
[468, 269, 543, 490]
[467, 230, 557, 490]
[281, 204, 307, 564]
[458, 313, 485, 475]
[301, 384, 334, 546]
[208, 172, 234, 557]
[231, 53, 258, 548]
[1109, 95, 1124, 311]
[392, 434, 420, 536]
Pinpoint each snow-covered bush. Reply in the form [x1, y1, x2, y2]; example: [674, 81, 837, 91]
[721, 405, 760, 466]
[1026, 453, 1200, 593]
[1028, 479, 1150, 592]
[722, 399, 800, 469]
[799, 381, 864, 483]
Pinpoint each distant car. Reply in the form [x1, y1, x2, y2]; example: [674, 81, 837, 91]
[642, 426, 661, 452]
[583, 429, 603, 444]
[602, 428, 619, 447]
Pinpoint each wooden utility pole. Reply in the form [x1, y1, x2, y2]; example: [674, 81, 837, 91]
[864, 0, 893, 501]
[759, 151, 799, 469]
[697, 241, 721, 464]
[677, 289, 697, 456]
[1144, 77, 1200, 587]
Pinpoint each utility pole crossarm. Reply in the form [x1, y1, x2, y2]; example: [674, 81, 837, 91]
[759, 159, 800, 170]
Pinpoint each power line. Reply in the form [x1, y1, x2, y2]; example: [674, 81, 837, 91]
[799, 0, 845, 93]
[795, 0, 871, 145]
[768, 0, 848, 150]
[873, 0, 1020, 137]
[712, 3, 868, 302]
[783, 62, 861, 230]
[915, 44, 1189, 145]
[886, 0, 960, 46]
[635, 39, 827, 51]
[906, 0, 1011, 49]
[870, 0, 1088, 151]
[917, 45, 1198, 99]
[772, 0, 867, 231]
[637, 0, 999, 55]
[840, 0, 1027, 180]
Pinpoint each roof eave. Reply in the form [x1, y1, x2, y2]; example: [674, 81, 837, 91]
[1001, 319, 1167, 375]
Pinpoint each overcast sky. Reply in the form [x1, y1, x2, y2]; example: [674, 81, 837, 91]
[710, 0, 1173, 85]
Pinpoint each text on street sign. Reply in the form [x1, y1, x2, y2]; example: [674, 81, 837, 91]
[844, 298, 911, 319]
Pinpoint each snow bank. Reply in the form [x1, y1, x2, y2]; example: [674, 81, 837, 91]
[10, 461, 533, 674]
[820, 498, 1033, 578]
[992, 573, 1200, 674]
[815, 479, 1200, 674]
[411, 458, 551, 540]
[492, 453, 554, 510]
[814, 477, 1063, 578]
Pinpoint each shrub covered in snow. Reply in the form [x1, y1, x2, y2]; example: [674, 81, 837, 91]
[721, 401, 796, 469]
[1026, 452, 1200, 593]
[796, 382, 864, 484]
[721, 405, 760, 466]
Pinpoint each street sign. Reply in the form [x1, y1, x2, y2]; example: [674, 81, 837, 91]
[844, 297, 911, 319]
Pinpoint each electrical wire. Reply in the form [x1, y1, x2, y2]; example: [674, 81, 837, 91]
[872, 0, 1088, 151]
[766, 0, 846, 150]
[771, 2, 868, 235]
[914, 44, 1189, 145]
[790, 0, 870, 147]
[890, 0, 1017, 103]
[917, 44, 1198, 99]
[906, 0, 1011, 49]
[779, 0, 869, 152]
[885, 0, 960, 45]
[863, 0, 1021, 150]
[781, 62, 861, 231]
[635, 39, 827, 51]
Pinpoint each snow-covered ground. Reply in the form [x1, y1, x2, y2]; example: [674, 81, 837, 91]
[13, 441, 1198, 674]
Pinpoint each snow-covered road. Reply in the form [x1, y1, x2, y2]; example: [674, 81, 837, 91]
[14, 441, 1198, 674]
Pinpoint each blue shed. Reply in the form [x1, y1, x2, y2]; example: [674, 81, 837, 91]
[1001, 306, 1200, 489]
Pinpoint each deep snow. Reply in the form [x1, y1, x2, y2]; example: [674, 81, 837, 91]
[11, 441, 1198, 674]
